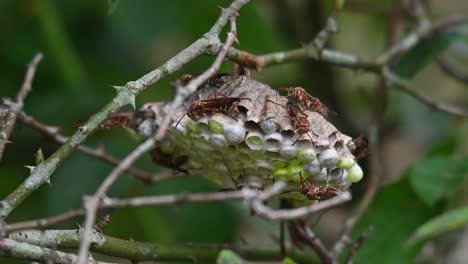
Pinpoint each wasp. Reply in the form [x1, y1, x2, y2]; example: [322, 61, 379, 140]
[175, 94, 250, 128]
[170, 74, 194, 88]
[171, 73, 232, 90]
[299, 176, 338, 201]
[150, 147, 188, 174]
[94, 215, 110, 233]
[100, 112, 134, 130]
[279, 87, 337, 118]
[351, 136, 369, 160]
[268, 99, 316, 145]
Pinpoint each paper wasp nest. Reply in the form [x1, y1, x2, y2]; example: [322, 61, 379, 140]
[129, 74, 363, 202]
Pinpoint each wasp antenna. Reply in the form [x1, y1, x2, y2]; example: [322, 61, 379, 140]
[299, 172, 312, 187]
[212, 92, 228, 99]
[266, 99, 287, 109]
[222, 112, 238, 121]
[291, 135, 301, 146]
[174, 113, 187, 129]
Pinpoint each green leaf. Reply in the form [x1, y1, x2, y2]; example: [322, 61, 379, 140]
[107, 0, 121, 15]
[408, 156, 468, 206]
[217, 250, 246, 264]
[351, 178, 439, 264]
[282, 257, 298, 264]
[408, 206, 468, 246]
[426, 136, 457, 158]
[392, 21, 468, 78]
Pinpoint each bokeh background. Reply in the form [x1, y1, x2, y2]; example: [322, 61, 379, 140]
[1, 0, 468, 263]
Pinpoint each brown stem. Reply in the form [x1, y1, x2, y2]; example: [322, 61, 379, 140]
[19, 111, 172, 183]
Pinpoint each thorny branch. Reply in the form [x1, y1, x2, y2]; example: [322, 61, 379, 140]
[0, 238, 111, 264]
[77, 5, 245, 264]
[9, 229, 318, 263]
[0, 53, 43, 161]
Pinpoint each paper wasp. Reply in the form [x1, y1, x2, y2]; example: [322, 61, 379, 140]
[278, 87, 337, 118]
[94, 215, 110, 233]
[267, 99, 316, 145]
[100, 112, 134, 130]
[150, 147, 188, 174]
[175, 94, 250, 128]
[299, 176, 338, 201]
[351, 135, 369, 160]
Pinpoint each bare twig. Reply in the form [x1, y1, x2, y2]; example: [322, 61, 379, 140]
[289, 220, 333, 264]
[438, 55, 468, 86]
[344, 226, 374, 264]
[304, 225, 332, 264]
[0, 53, 43, 161]
[4, 188, 253, 234]
[251, 182, 352, 221]
[5, 183, 348, 234]
[5, 209, 84, 234]
[19, 111, 171, 183]
[383, 67, 468, 117]
[77, 138, 156, 263]
[0, 238, 110, 264]
[101, 188, 257, 208]
[213, 44, 381, 72]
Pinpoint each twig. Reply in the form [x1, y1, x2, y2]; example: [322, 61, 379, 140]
[438, 55, 468, 86]
[101, 188, 257, 208]
[0, 238, 110, 264]
[19, 111, 171, 183]
[344, 226, 374, 264]
[4, 188, 254, 234]
[214, 44, 381, 72]
[252, 192, 351, 221]
[5, 185, 346, 233]
[383, 67, 468, 117]
[0, 53, 43, 161]
[5, 209, 84, 234]
[303, 225, 332, 264]
[289, 220, 332, 264]
[0, 0, 249, 222]
[9, 229, 318, 263]
[77, 137, 156, 263]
